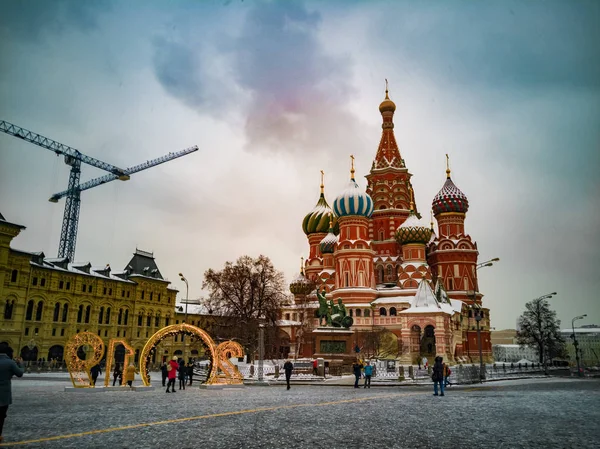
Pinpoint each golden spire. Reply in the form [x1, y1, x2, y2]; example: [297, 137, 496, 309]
[329, 213, 334, 229]
[409, 185, 415, 211]
[385, 78, 389, 99]
[350, 155, 355, 180]
[320, 170, 324, 194]
[300, 256, 304, 275]
[445, 153, 451, 179]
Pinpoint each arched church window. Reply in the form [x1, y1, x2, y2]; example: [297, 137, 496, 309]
[35, 301, 44, 321]
[355, 309, 361, 317]
[379, 307, 387, 316]
[379, 230, 384, 241]
[4, 300, 14, 320]
[390, 307, 397, 316]
[62, 304, 69, 322]
[53, 303, 60, 322]
[364, 309, 371, 318]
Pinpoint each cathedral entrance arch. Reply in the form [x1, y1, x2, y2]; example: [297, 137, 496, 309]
[421, 325, 436, 356]
[139, 324, 218, 386]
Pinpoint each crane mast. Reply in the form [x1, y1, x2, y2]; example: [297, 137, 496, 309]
[1, 120, 198, 261]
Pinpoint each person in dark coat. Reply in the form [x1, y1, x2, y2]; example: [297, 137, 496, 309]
[283, 360, 294, 390]
[352, 361, 362, 388]
[112, 364, 122, 386]
[90, 364, 101, 387]
[432, 356, 445, 397]
[160, 362, 168, 387]
[187, 362, 194, 386]
[0, 344, 24, 444]
[178, 359, 186, 390]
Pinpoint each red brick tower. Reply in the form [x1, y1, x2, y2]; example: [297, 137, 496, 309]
[365, 85, 415, 285]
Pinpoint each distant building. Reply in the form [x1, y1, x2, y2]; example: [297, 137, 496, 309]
[491, 329, 517, 345]
[492, 344, 538, 363]
[561, 326, 600, 367]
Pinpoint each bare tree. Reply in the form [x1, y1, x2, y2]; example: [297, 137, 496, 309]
[355, 327, 399, 360]
[517, 297, 565, 364]
[203, 255, 287, 361]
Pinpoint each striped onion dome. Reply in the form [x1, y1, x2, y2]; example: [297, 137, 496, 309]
[432, 177, 469, 215]
[302, 193, 334, 235]
[319, 222, 338, 254]
[396, 211, 432, 245]
[333, 178, 374, 218]
[289, 271, 314, 295]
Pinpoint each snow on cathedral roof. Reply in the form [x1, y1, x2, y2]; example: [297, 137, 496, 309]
[400, 280, 452, 314]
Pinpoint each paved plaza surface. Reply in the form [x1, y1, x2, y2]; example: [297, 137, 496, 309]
[1, 377, 598, 449]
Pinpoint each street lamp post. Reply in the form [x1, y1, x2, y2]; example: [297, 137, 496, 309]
[572, 314, 587, 377]
[179, 273, 189, 362]
[470, 258, 499, 383]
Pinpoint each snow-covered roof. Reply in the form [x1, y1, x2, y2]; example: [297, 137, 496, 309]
[276, 319, 302, 326]
[400, 280, 452, 315]
[372, 296, 412, 305]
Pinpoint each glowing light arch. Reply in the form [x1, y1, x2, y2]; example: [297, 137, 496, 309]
[64, 331, 105, 388]
[139, 324, 218, 386]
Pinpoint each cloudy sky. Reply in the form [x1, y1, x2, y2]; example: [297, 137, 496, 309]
[1, 0, 598, 330]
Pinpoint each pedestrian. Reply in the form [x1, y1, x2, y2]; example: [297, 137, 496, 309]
[125, 364, 136, 388]
[352, 360, 362, 388]
[312, 359, 318, 376]
[0, 343, 24, 444]
[166, 356, 178, 393]
[90, 363, 101, 387]
[160, 362, 168, 387]
[444, 363, 452, 387]
[432, 356, 445, 397]
[283, 360, 294, 390]
[178, 359, 186, 390]
[112, 364, 122, 386]
[187, 362, 194, 386]
[363, 361, 373, 389]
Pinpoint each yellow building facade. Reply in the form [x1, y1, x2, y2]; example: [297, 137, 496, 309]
[0, 212, 199, 366]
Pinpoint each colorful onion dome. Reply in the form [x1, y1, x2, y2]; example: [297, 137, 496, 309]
[319, 216, 338, 254]
[379, 82, 396, 114]
[302, 171, 334, 235]
[289, 258, 314, 295]
[396, 211, 432, 245]
[333, 156, 374, 218]
[432, 157, 469, 215]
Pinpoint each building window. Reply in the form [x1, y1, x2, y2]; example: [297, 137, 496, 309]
[123, 330, 126, 337]
[127, 291, 130, 298]
[105, 330, 108, 337]
[390, 307, 397, 316]
[117, 330, 120, 337]
[25, 327, 29, 336]
[61, 329, 65, 336]
[85, 305, 91, 323]
[10, 270, 18, 283]
[379, 229, 384, 241]
[109, 288, 112, 296]
[378, 267, 384, 284]
[35, 301, 44, 321]
[105, 308, 111, 324]
[121, 290, 125, 297]
[52, 328, 56, 336]
[165, 317, 170, 326]
[32, 277, 38, 286]
[98, 329, 101, 336]
[158, 293, 161, 301]
[141, 291, 145, 300]
[155, 315, 159, 327]
[66, 282, 71, 290]
[25, 300, 34, 321]
[168, 297, 171, 304]
[59, 281, 64, 289]
[103, 287, 107, 295]
[88, 285, 92, 293]
[124, 309, 129, 325]
[345, 272, 349, 287]
[98, 307, 104, 324]
[77, 305, 83, 323]
[4, 300, 14, 320]
[53, 303, 60, 322]
[379, 307, 387, 317]
[82, 284, 86, 292]
[137, 331, 140, 338]
[41, 278, 46, 287]
[364, 309, 371, 318]
[150, 292, 153, 301]
[62, 304, 69, 322]
[34, 327, 38, 335]
[356, 309, 361, 317]
[146, 315, 151, 327]
[138, 314, 143, 326]
[118, 309, 123, 325]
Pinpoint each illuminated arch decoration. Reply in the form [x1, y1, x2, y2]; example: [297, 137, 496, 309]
[139, 324, 218, 386]
[65, 332, 105, 388]
[104, 339, 135, 387]
[215, 341, 244, 385]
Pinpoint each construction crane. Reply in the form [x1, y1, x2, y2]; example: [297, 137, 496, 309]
[0, 120, 198, 261]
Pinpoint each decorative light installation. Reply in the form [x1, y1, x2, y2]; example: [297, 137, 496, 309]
[64, 332, 105, 388]
[215, 340, 244, 385]
[104, 339, 135, 387]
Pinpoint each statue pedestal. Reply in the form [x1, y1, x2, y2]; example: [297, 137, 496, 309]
[312, 327, 357, 366]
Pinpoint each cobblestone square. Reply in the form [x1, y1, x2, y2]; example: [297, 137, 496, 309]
[1, 377, 598, 448]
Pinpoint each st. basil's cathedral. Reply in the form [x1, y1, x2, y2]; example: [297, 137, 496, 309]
[280, 88, 493, 364]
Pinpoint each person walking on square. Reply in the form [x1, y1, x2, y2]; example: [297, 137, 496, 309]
[283, 360, 294, 390]
[178, 359, 186, 390]
[187, 362, 194, 386]
[125, 364, 136, 389]
[432, 356, 445, 397]
[160, 362, 168, 387]
[112, 364, 122, 386]
[90, 363, 101, 387]
[363, 361, 373, 388]
[352, 361, 362, 388]
[0, 344, 24, 444]
[443, 363, 451, 387]
[166, 356, 178, 393]
[312, 359, 318, 376]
